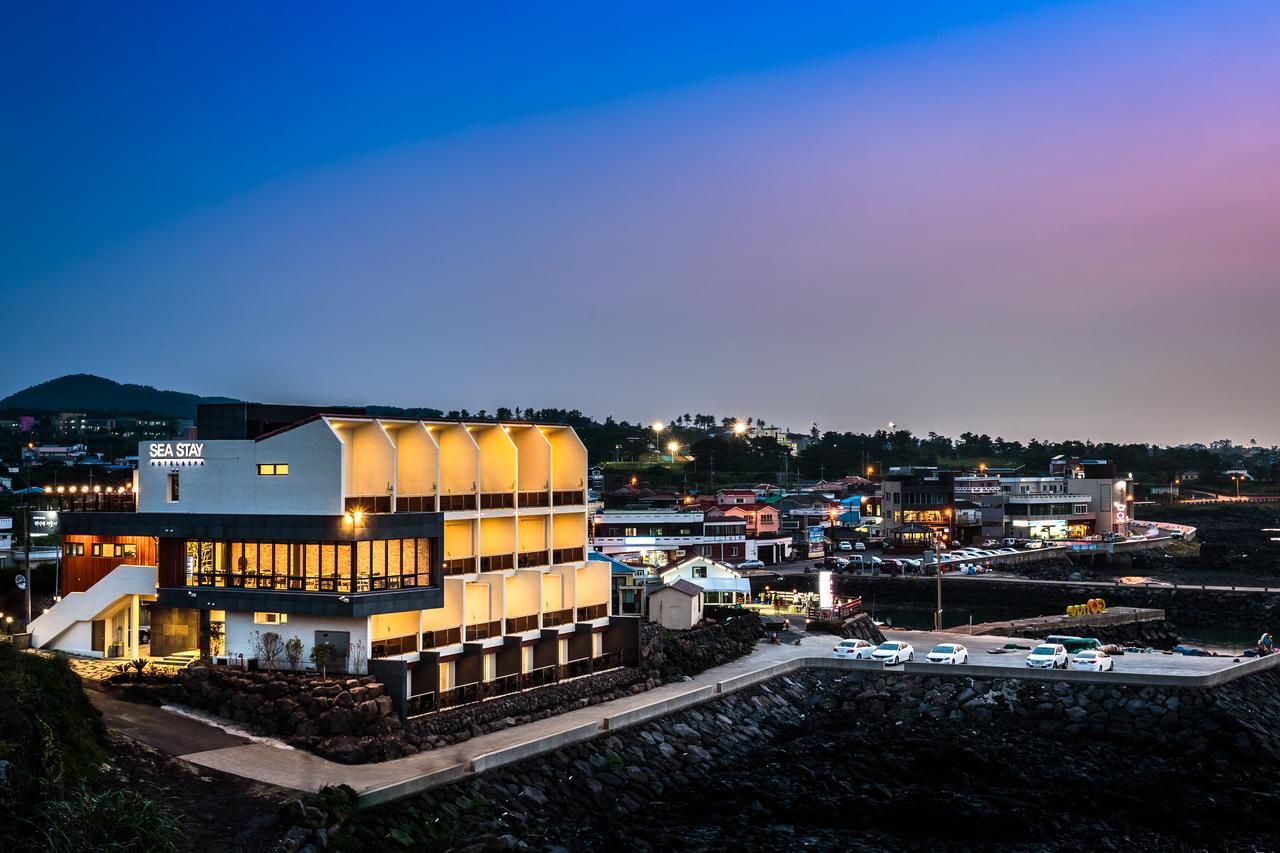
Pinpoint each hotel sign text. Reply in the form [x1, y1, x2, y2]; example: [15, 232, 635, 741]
[149, 442, 205, 466]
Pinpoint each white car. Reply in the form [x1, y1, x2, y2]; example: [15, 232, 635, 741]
[926, 643, 969, 664]
[1070, 650, 1115, 672]
[832, 639, 875, 660]
[837, 541, 853, 551]
[871, 641, 915, 665]
[854, 541, 866, 551]
[982, 540, 1000, 548]
[1026, 643, 1069, 669]
[996, 548, 1018, 555]
[736, 559, 766, 569]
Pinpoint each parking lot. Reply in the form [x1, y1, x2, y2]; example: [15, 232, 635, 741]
[876, 628, 1251, 677]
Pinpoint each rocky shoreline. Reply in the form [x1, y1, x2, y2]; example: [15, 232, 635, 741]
[311, 665, 1280, 851]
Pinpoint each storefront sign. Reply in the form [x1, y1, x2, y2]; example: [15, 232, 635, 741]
[148, 442, 205, 466]
[30, 510, 60, 534]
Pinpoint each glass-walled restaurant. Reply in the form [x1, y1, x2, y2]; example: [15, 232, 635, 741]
[184, 538, 433, 592]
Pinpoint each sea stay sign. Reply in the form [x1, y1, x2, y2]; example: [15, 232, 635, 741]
[148, 442, 205, 467]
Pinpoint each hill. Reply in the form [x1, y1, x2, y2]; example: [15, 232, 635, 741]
[0, 374, 238, 419]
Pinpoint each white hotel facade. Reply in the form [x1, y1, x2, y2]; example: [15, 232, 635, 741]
[30, 404, 634, 715]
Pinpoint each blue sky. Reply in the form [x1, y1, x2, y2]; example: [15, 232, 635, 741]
[5, 2, 1279, 444]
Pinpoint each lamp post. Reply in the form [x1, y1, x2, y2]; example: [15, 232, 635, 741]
[651, 421, 665, 457]
[667, 440, 679, 464]
[1232, 475, 1242, 500]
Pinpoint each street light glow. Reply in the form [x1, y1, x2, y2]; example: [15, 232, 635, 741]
[733, 420, 747, 435]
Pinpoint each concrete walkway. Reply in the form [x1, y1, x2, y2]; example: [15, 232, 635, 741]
[179, 635, 829, 804]
[104, 629, 1280, 807]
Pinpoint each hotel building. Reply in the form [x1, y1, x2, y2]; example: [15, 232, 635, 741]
[29, 404, 634, 716]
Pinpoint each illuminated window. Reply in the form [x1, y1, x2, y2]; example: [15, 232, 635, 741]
[257, 463, 289, 476]
[64, 542, 85, 556]
[167, 472, 180, 502]
[253, 612, 288, 625]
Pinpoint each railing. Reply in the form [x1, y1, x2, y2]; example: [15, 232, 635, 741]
[553, 490, 586, 506]
[356, 573, 427, 592]
[55, 493, 137, 513]
[576, 603, 608, 621]
[405, 657, 623, 718]
[505, 614, 539, 633]
[479, 553, 514, 572]
[542, 608, 573, 627]
[480, 492, 516, 510]
[464, 620, 502, 641]
[422, 627, 462, 648]
[442, 558, 474, 576]
[517, 550, 549, 568]
[346, 496, 392, 514]
[371, 634, 417, 658]
[552, 547, 585, 563]
[518, 491, 550, 508]
[396, 495, 437, 512]
[439, 494, 477, 512]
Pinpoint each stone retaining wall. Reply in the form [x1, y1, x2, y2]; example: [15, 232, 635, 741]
[313, 664, 1280, 850]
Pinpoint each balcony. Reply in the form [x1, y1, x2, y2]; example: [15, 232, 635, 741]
[552, 546, 586, 563]
[553, 490, 585, 507]
[406, 652, 625, 717]
[371, 634, 418, 658]
[517, 550, 549, 569]
[479, 553, 514, 572]
[346, 496, 392, 513]
[396, 495, 437, 512]
[464, 620, 502, 641]
[480, 492, 515, 510]
[54, 493, 137, 513]
[542, 608, 573, 627]
[505, 613, 539, 633]
[442, 558, 475, 576]
[518, 491, 550, 508]
[421, 627, 462, 648]
[576, 603, 607, 621]
[440, 494, 478, 512]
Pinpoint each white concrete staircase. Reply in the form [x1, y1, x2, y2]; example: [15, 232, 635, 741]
[28, 564, 157, 652]
[150, 650, 199, 668]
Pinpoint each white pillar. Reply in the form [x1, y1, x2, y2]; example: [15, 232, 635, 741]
[130, 594, 141, 658]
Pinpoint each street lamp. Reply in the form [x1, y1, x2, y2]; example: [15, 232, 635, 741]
[1232, 475, 1242, 500]
[667, 440, 679, 463]
[651, 421, 665, 454]
[732, 420, 748, 436]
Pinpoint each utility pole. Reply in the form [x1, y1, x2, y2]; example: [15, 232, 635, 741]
[23, 502, 32, 625]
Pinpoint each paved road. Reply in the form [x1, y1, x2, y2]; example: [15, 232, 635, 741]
[88, 687, 251, 754]
[879, 629, 1246, 676]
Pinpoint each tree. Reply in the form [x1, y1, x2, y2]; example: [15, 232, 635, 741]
[284, 636, 303, 671]
[311, 642, 337, 678]
[260, 631, 284, 670]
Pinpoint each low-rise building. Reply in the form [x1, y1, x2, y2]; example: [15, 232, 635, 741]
[590, 508, 747, 566]
[647, 580, 704, 630]
[654, 555, 751, 605]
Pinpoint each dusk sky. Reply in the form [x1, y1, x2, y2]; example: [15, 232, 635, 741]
[5, 2, 1279, 446]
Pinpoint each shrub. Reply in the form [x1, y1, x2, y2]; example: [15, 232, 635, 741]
[285, 636, 304, 671]
[23, 786, 189, 853]
[260, 632, 284, 670]
[311, 642, 337, 677]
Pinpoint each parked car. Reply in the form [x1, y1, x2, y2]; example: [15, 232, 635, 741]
[823, 556, 850, 569]
[982, 540, 1000, 548]
[996, 548, 1018, 555]
[736, 559, 766, 569]
[926, 643, 969, 664]
[1026, 643, 1069, 669]
[1170, 530, 1185, 540]
[1044, 635, 1104, 654]
[854, 541, 866, 551]
[1023, 540, 1046, 550]
[832, 639, 876, 660]
[837, 540, 853, 551]
[1002, 538, 1020, 547]
[1070, 650, 1115, 672]
[871, 641, 915, 665]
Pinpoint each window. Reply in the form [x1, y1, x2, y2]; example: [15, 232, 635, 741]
[624, 527, 637, 536]
[167, 471, 180, 502]
[729, 547, 739, 557]
[693, 566, 708, 578]
[257, 463, 289, 476]
[64, 542, 85, 556]
[120, 543, 137, 558]
[253, 612, 288, 625]
[1074, 504, 1089, 515]
[90, 542, 136, 558]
